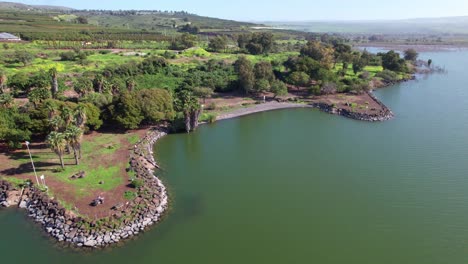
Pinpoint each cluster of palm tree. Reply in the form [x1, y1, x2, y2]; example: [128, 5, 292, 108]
[46, 104, 87, 169]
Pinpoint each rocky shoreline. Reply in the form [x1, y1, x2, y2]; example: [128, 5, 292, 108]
[311, 92, 394, 122]
[216, 91, 394, 123]
[0, 128, 169, 248]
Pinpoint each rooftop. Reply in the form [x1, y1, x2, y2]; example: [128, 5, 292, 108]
[0, 32, 21, 40]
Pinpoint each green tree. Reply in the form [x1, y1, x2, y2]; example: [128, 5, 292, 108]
[14, 50, 34, 66]
[74, 77, 93, 97]
[208, 35, 228, 52]
[271, 80, 288, 98]
[254, 79, 271, 93]
[76, 16, 88, 24]
[171, 33, 197, 50]
[404, 49, 419, 61]
[9, 72, 30, 95]
[46, 131, 67, 169]
[300, 41, 335, 69]
[254, 61, 275, 83]
[0, 107, 31, 148]
[136, 89, 175, 124]
[246, 32, 274, 55]
[234, 56, 255, 94]
[287, 71, 310, 87]
[28, 88, 51, 108]
[381, 50, 407, 72]
[192, 87, 214, 104]
[352, 57, 366, 75]
[113, 91, 143, 130]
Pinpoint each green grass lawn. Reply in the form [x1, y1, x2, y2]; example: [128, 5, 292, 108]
[1, 132, 138, 197]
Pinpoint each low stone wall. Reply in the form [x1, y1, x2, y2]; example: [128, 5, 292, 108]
[310, 92, 394, 122]
[0, 128, 169, 248]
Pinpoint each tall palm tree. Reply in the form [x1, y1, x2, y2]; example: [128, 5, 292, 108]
[65, 126, 83, 164]
[0, 71, 7, 94]
[49, 67, 58, 99]
[46, 132, 67, 169]
[49, 116, 63, 132]
[74, 105, 87, 128]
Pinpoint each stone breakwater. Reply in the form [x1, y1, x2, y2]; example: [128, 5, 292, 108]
[311, 92, 394, 122]
[0, 129, 169, 248]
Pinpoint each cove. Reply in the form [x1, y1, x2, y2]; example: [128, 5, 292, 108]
[1, 50, 468, 263]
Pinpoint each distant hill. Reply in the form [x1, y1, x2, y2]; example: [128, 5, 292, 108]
[0, 1, 258, 35]
[263, 16, 468, 35]
[0, 1, 74, 11]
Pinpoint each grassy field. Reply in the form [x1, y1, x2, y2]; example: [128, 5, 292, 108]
[0, 132, 138, 197]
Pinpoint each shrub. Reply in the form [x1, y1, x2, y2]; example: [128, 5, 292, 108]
[99, 50, 112, 55]
[375, 70, 399, 83]
[60, 51, 76, 61]
[207, 114, 217, 123]
[124, 191, 137, 200]
[207, 102, 217, 110]
[359, 71, 370, 80]
[131, 179, 144, 188]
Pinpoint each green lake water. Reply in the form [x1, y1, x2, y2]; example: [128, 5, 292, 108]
[1, 51, 468, 263]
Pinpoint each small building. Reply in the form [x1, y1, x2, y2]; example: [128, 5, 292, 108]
[0, 32, 21, 42]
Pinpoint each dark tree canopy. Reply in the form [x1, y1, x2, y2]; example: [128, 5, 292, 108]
[404, 49, 419, 61]
[381, 51, 407, 72]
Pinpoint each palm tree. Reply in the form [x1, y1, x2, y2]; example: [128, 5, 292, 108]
[65, 126, 83, 164]
[0, 71, 7, 94]
[46, 132, 67, 169]
[60, 106, 75, 128]
[74, 105, 87, 128]
[49, 67, 58, 98]
[93, 74, 105, 93]
[49, 116, 63, 132]
[45, 101, 58, 120]
[174, 90, 201, 133]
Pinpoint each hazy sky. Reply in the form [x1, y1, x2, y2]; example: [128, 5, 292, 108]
[11, 0, 468, 21]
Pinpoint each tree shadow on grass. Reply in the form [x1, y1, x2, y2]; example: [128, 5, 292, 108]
[0, 161, 60, 176]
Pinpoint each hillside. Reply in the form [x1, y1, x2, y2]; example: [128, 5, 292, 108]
[0, 1, 73, 11]
[0, 1, 259, 40]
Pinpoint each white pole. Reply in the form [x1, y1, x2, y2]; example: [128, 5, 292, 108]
[25, 141, 40, 187]
[40, 175, 47, 190]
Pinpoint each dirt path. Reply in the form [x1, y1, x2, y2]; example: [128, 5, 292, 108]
[217, 102, 312, 121]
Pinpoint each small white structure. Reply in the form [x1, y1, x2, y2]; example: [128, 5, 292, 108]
[0, 32, 21, 42]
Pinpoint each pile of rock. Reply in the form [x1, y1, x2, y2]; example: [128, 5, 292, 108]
[0, 128, 170, 248]
[0, 180, 22, 208]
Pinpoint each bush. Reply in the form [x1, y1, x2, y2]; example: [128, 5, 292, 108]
[207, 102, 217, 110]
[124, 191, 137, 200]
[60, 51, 76, 61]
[99, 50, 112, 55]
[375, 70, 399, 83]
[207, 114, 217, 123]
[359, 71, 370, 80]
[131, 179, 144, 188]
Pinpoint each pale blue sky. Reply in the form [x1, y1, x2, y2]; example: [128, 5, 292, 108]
[12, 0, 468, 21]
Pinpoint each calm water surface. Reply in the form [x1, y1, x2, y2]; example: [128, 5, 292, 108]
[1, 51, 468, 263]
